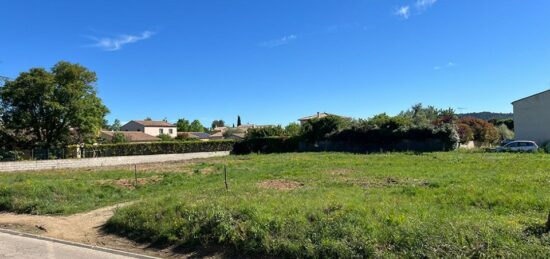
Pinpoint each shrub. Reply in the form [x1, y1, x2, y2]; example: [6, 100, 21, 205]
[284, 123, 301, 137]
[111, 132, 128, 143]
[496, 124, 514, 141]
[458, 117, 500, 144]
[66, 140, 235, 158]
[301, 115, 352, 143]
[246, 126, 285, 139]
[158, 134, 173, 141]
[457, 123, 474, 144]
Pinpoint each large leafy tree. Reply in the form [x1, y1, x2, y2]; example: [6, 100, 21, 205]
[176, 118, 190, 132]
[189, 120, 205, 132]
[0, 61, 109, 148]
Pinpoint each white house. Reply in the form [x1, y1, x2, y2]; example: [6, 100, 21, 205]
[120, 120, 177, 138]
[512, 89, 550, 145]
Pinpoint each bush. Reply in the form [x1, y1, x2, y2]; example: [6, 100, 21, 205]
[157, 134, 173, 141]
[458, 117, 500, 144]
[496, 124, 514, 141]
[111, 132, 128, 143]
[301, 115, 352, 143]
[246, 126, 285, 139]
[66, 140, 235, 158]
[457, 123, 474, 144]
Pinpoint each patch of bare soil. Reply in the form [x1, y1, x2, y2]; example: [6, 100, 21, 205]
[0, 203, 221, 258]
[97, 176, 163, 189]
[258, 180, 304, 191]
[347, 177, 430, 188]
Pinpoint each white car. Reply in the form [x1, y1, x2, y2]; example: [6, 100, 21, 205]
[495, 140, 539, 152]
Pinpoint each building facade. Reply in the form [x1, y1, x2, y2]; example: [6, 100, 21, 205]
[120, 120, 178, 138]
[512, 89, 550, 145]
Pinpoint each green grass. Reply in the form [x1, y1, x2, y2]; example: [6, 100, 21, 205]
[2, 152, 550, 257]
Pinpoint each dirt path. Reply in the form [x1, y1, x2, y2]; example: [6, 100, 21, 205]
[0, 203, 178, 258]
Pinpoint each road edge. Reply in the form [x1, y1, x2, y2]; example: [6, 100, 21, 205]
[0, 227, 159, 259]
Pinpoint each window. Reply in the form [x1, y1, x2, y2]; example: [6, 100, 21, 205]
[159, 129, 164, 134]
[169, 129, 173, 134]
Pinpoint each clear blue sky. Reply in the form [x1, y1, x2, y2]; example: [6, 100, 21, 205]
[1, 1, 549, 126]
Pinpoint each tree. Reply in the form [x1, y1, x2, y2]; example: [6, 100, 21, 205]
[211, 120, 225, 129]
[144, 117, 152, 121]
[0, 61, 109, 148]
[111, 119, 122, 131]
[176, 118, 190, 132]
[237, 115, 242, 127]
[189, 120, 205, 132]
[284, 123, 301, 137]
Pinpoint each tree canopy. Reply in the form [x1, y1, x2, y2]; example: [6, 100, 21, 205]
[0, 61, 109, 148]
[177, 118, 205, 132]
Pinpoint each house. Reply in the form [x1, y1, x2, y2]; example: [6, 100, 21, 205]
[120, 120, 177, 138]
[298, 112, 351, 125]
[177, 132, 211, 141]
[209, 131, 224, 140]
[225, 132, 246, 140]
[100, 130, 160, 142]
[512, 89, 550, 145]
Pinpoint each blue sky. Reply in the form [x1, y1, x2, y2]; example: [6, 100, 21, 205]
[1, 1, 549, 126]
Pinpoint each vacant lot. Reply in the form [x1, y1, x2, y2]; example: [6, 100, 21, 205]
[1, 152, 550, 257]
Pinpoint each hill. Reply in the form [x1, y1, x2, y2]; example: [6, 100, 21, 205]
[458, 112, 513, 121]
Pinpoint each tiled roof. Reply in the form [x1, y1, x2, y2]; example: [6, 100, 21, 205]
[299, 112, 350, 121]
[132, 120, 175, 127]
[178, 132, 211, 139]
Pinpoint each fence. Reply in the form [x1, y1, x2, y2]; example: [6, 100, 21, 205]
[0, 148, 68, 162]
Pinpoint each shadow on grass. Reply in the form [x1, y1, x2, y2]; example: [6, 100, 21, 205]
[99, 225, 274, 259]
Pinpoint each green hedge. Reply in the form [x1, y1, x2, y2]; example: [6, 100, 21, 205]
[66, 140, 235, 158]
[233, 137, 300, 154]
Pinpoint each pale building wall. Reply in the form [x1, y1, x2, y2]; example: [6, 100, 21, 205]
[513, 90, 550, 145]
[143, 126, 177, 138]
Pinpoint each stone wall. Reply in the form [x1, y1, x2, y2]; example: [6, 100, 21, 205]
[0, 151, 230, 172]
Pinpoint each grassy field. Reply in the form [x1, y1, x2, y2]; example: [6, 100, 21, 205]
[1, 152, 550, 257]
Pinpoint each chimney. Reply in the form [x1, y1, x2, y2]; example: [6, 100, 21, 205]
[317, 112, 320, 118]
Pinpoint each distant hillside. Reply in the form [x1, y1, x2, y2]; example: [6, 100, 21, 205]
[458, 112, 513, 121]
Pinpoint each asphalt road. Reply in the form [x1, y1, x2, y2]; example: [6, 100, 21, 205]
[0, 231, 154, 259]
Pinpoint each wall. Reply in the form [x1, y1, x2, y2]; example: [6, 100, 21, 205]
[513, 90, 550, 145]
[0, 151, 230, 172]
[143, 126, 177, 138]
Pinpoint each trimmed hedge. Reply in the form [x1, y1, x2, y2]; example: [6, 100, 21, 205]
[233, 137, 300, 155]
[329, 125, 459, 151]
[66, 140, 235, 158]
